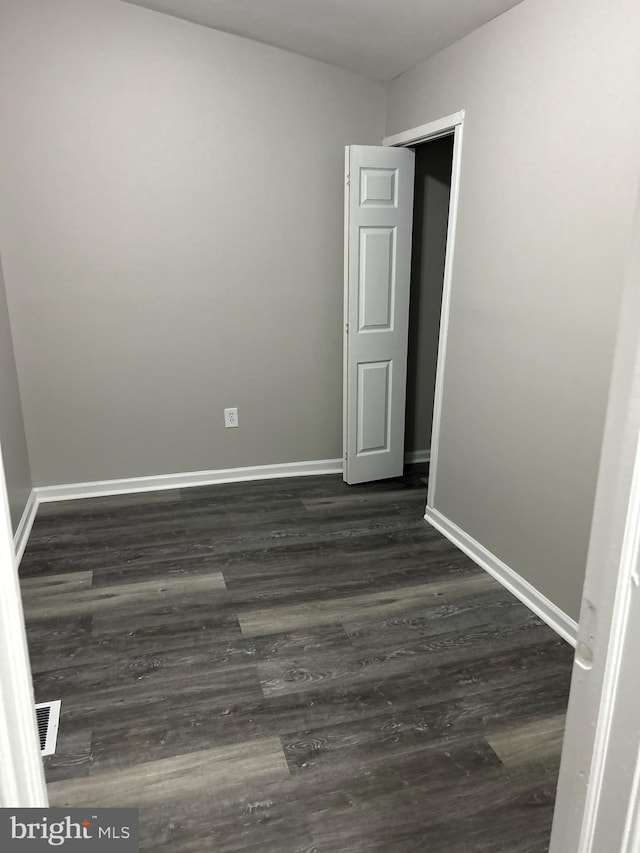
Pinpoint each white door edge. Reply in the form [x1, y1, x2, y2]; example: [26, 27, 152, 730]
[343, 145, 350, 479]
[0, 444, 47, 807]
[549, 184, 640, 851]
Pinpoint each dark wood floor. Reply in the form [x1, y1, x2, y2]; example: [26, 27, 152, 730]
[19, 468, 573, 852]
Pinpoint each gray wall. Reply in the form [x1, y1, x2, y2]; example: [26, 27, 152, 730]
[405, 136, 453, 456]
[0, 0, 385, 486]
[388, 0, 640, 620]
[0, 255, 32, 532]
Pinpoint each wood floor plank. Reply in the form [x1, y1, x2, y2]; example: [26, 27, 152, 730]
[20, 570, 94, 595]
[301, 488, 427, 511]
[22, 572, 226, 620]
[257, 618, 560, 698]
[224, 543, 481, 608]
[43, 729, 93, 782]
[307, 753, 558, 853]
[486, 712, 566, 769]
[49, 737, 290, 808]
[238, 572, 496, 638]
[34, 659, 264, 726]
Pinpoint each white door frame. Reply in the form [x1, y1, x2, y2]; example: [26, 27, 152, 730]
[382, 110, 464, 506]
[0, 442, 47, 806]
[549, 188, 640, 852]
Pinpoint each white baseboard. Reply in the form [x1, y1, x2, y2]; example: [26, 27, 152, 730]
[34, 457, 344, 504]
[424, 505, 578, 647]
[13, 489, 38, 565]
[404, 449, 431, 465]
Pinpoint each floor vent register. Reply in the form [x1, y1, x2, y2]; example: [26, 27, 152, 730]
[35, 700, 61, 756]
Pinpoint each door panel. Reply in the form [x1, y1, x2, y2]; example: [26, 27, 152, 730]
[357, 360, 391, 454]
[344, 145, 415, 484]
[358, 227, 395, 330]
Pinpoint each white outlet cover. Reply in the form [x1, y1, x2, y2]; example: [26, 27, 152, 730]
[224, 407, 239, 428]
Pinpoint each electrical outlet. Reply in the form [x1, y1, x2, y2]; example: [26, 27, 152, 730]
[224, 407, 239, 428]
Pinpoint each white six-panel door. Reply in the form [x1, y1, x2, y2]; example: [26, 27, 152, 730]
[343, 145, 415, 484]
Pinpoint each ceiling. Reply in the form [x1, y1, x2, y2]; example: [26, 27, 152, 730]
[119, 0, 525, 81]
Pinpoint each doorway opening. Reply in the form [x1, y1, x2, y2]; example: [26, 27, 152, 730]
[404, 134, 454, 474]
